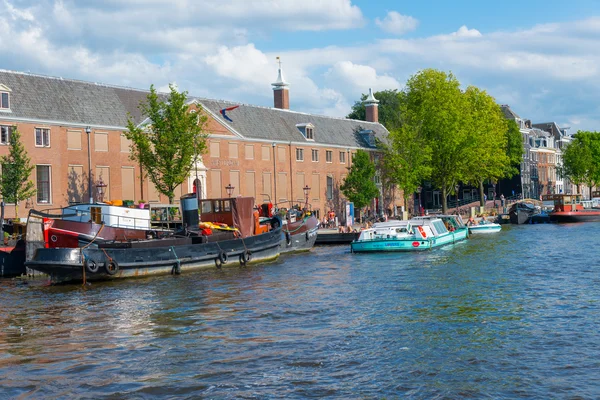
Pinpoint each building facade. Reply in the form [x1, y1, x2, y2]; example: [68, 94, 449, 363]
[0, 69, 398, 220]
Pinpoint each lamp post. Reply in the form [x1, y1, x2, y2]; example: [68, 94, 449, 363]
[303, 184, 310, 208]
[85, 126, 93, 203]
[96, 176, 107, 203]
[225, 184, 235, 198]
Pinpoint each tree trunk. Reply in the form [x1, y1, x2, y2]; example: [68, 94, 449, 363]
[442, 184, 448, 214]
[479, 180, 485, 207]
[589, 184, 593, 200]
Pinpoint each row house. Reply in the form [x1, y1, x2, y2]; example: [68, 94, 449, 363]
[0, 68, 398, 220]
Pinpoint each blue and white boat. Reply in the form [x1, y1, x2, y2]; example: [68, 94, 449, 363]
[350, 215, 469, 253]
[468, 221, 502, 234]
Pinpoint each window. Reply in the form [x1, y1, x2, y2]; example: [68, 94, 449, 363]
[326, 150, 332, 163]
[95, 132, 108, 151]
[339, 151, 346, 164]
[35, 128, 50, 147]
[120, 134, 131, 153]
[245, 144, 254, 160]
[312, 149, 319, 162]
[210, 141, 220, 158]
[0, 92, 9, 109]
[326, 176, 334, 200]
[296, 148, 304, 161]
[0, 125, 11, 145]
[36, 165, 51, 203]
[261, 146, 270, 161]
[67, 130, 82, 150]
[306, 126, 314, 140]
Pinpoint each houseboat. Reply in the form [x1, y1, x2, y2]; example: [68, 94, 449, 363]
[544, 194, 600, 223]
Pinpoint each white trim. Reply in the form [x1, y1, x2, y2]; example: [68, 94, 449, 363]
[36, 164, 52, 205]
[207, 134, 370, 151]
[34, 127, 51, 148]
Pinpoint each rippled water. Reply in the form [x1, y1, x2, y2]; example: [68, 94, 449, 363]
[1, 223, 600, 399]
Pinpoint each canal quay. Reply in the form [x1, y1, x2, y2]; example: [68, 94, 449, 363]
[1, 223, 599, 399]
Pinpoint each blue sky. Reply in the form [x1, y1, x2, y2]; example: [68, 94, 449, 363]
[1, 0, 600, 131]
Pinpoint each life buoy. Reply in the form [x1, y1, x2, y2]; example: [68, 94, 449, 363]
[105, 260, 119, 275]
[219, 250, 228, 265]
[417, 226, 427, 239]
[172, 259, 181, 275]
[285, 232, 292, 246]
[84, 259, 99, 274]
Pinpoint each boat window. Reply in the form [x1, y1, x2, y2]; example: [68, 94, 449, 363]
[201, 201, 212, 214]
[214, 201, 221, 213]
[223, 200, 231, 212]
[396, 228, 407, 233]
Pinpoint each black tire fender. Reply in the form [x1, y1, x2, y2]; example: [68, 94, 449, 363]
[172, 259, 181, 275]
[84, 259, 99, 274]
[105, 260, 119, 276]
[219, 250, 228, 265]
[285, 231, 292, 246]
[239, 250, 252, 266]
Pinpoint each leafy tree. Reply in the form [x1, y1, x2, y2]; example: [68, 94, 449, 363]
[561, 131, 600, 196]
[400, 69, 470, 213]
[0, 127, 35, 218]
[462, 86, 511, 206]
[382, 106, 432, 212]
[347, 89, 402, 131]
[126, 84, 208, 204]
[504, 119, 524, 179]
[340, 150, 380, 214]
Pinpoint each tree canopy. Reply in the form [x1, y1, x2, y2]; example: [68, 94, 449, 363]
[125, 84, 208, 204]
[561, 131, 600, 194]
[0, 127, 35, 218]
[347, 89, 401, 131]
[340, 150, 380, 211]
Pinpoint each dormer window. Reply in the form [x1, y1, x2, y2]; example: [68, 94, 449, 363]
[0, 84, 11, 111]
[296, 123, 315, 141]
[360, 129, 376, 147]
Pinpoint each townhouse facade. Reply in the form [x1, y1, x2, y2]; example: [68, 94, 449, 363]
[0, 69, 398, 220]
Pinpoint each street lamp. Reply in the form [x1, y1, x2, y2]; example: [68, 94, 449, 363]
[455, 184, 460, 214]
[303, 184, 310, 208]
[96, 175, 107, 203]
[225, 184, 235, 198]
[85, 126, 93, 203]
[272, 142, 277, 203]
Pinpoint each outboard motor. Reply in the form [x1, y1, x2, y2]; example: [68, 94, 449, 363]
[180, 194, 199, 230]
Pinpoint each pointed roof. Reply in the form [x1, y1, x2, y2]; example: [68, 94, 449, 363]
[364, 88, 379, 106]
[271, 58, 289, 90]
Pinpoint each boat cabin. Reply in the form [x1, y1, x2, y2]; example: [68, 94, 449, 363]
[542, 194, 585, 212]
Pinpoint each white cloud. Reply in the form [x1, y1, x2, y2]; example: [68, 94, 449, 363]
[325, 61, 401, 95]
[451, 25, 482, 38]
[375, 11, 418, 35]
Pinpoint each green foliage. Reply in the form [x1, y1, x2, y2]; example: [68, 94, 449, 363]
[504, 119, 524, 178]
[126, 84, 208, 203]
[347, 89, 401, 131]
[0, 128, 36, 218]
[340, 150, 380, 210]
[561, 131, 600, 193]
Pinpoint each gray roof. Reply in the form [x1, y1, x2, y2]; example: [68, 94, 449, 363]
[501, 105, 521, 121]
[0, 70, 149, 127]
[197, 98, 387, 147]
[0, 69, 388, 148]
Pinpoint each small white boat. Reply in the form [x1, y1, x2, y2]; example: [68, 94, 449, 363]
[468, 221, 502, 234]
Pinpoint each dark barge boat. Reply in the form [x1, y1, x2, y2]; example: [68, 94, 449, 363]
[508, 201, 536, 224]
[25, 196, 283, 283]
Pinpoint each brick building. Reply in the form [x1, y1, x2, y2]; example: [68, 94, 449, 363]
[0, 68, 396, 220]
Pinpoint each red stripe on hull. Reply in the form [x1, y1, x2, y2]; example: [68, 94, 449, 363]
[549, 211, 600, 223]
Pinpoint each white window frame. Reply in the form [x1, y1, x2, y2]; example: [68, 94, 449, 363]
[311, 149, 319, 162]
[0, 91, 9, 110]
[35, 127, 51, 147]
[0, 125, 11, 145]
[36, 164, 52, 204]
[306, 126, 314, 140]
[326, 150, 332, 163]
[339, 151, 346, 164]
[296, 148, 304, 162]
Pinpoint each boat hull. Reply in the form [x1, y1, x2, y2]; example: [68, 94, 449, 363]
[25, 228, 282, 284]
[0, 240, 26, 278]
[549, 211, 600, 223]
[350, 228, 468, 253]
[281, 215, 319, 253]
[469, 224, 502, 234]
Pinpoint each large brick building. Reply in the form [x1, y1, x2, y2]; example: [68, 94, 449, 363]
[0, 68, 395, 220]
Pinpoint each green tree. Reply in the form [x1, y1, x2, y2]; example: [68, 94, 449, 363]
[504, 119, 524, 179]
[561, 131, 600, 196]
[340, 150, 380, 214]
[400, 69, 470, 213]
[463, 86, 511, 206]
[347, 89, 401, 130]
[382, 107, 432, 212]
[0, 127, 35, 218]
[125, 84, 208, 204]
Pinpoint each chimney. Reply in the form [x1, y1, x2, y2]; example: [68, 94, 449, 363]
[364, 88, 379, 123]
[271, 57, 290, 110]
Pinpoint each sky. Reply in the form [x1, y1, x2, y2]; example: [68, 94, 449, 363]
[1, 0, 600, 131]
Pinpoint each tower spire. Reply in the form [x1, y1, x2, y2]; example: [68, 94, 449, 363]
[272, 56, 290, 109]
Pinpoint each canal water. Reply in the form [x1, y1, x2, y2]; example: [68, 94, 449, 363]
[1, 223, 599, 399]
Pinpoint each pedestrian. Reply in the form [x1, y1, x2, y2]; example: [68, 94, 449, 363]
[500, 194, 505, 207]
[484, 193, 487, 203]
